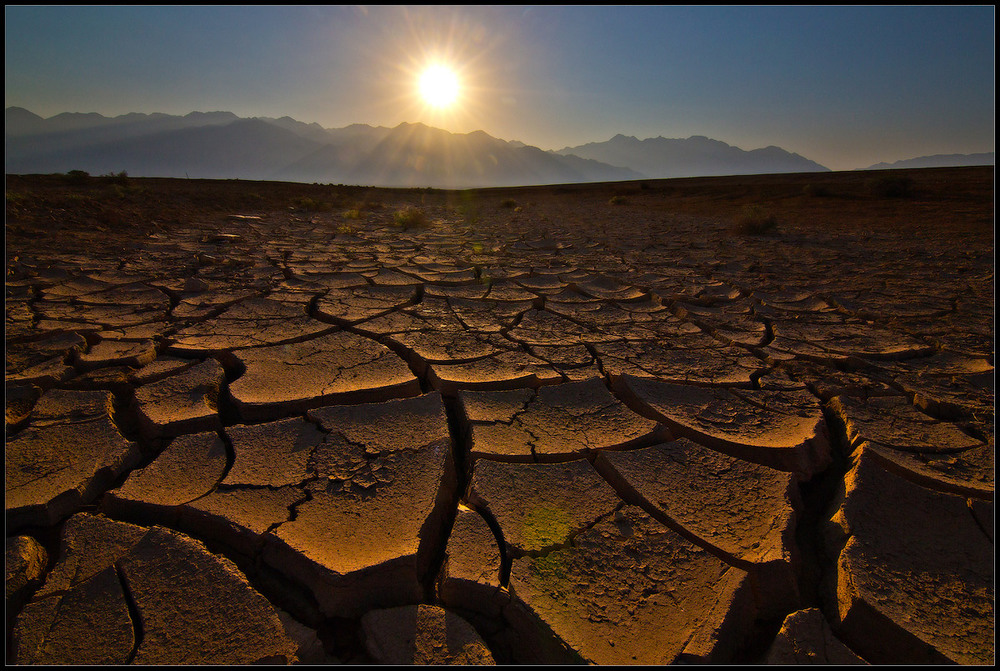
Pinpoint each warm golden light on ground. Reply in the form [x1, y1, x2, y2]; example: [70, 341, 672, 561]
[418, 65, 460, 108]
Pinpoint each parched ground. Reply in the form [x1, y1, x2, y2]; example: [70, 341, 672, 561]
[5, 167, 994, 664]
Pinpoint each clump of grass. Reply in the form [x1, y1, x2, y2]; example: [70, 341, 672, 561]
[112, 184, 146, 199]
[291, 197, 334, 212]
[336, 223, 357, 235]
[732, 203, 778, 235]
[102, 170, 130, 186]
[64, 170, 91, 185]
[608, 195, 627, 206]
[343, 208, 362, 220]
[499, 198, 518, 209]
[867, 174, 914, 198]
[393, 205, 430, 229]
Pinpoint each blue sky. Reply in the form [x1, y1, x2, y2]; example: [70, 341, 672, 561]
[5, 5, 995, 170]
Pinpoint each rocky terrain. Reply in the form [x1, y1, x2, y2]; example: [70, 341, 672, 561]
[5, 167, 994, 664]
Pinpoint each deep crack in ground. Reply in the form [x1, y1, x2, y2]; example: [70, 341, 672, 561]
[5, 170, 993, 665]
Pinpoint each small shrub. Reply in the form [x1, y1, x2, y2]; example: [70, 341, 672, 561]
[868, 174, 914, 198]
[292, 197, 333, 212]
[732, 203, 778, 235]
[64, 170, 91, 185]
[393, 206, 430, 229]
[336, 223, 357, 235]
[608, 195, 627, 206]
[102, 170, 130, 186]
[499, 198, 518, 209]
[343, 208, 361, 220]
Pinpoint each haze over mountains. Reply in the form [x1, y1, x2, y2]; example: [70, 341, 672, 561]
[863, 153, 995, 171]
[5, 107, 993, 187]
[555, 134, 827, 179]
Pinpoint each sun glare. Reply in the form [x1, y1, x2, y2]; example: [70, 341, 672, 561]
[369, 8, 511, 131]
[418, 64, 459, 108]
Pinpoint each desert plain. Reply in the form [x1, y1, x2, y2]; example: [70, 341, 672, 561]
[4, 166, 995, 664]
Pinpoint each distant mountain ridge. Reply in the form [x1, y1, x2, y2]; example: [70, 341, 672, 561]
[864, 153, 994, 170]
[5, 107, 638, 187]
[555, 133, 829, 178]
[11, 106, 979, 186]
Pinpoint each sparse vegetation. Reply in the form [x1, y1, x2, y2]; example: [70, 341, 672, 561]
[732, 203, 778, 235]
[291, 197, 333, 212]
[112, 183, 147, 199]
[608, 195, 627, 205]
[393, 205, 431, 229]
[103, 170, 130, 186]
[343, 208, 362, 219]
[64, 170, 91, 185]
[336, 223, 357, 235]
[499, 198, 518, 208]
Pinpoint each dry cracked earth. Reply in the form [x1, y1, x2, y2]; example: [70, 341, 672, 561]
[5, 169, 995, 664]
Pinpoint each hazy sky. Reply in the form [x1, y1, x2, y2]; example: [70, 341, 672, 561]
[5, 5, 995, 170]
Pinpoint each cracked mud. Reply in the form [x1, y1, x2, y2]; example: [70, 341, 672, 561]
[5, 170, 994, 664]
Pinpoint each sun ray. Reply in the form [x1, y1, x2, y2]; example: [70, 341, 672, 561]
[359, 7, 515, 134]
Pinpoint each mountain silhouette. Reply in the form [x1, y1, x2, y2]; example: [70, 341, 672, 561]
[339, 122, 639, 187]
[5, 109, 641, 187]
[6, 116, 319, 180]
[555, 134, 829, 177]
[22, 107, 987, 186]
[6, 108, 244, 172]
[864, 153, 994, 170]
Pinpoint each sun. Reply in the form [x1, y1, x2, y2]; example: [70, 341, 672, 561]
[418, 64, 460, 108]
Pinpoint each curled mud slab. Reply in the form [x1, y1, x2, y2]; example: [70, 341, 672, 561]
[5, 169, 994, 664]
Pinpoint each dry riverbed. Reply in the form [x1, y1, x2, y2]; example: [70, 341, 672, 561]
[5, 167, 994, 664]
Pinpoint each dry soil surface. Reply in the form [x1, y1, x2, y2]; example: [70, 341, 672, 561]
[5, 168, 994, 664]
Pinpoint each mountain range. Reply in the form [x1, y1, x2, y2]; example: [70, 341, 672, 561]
[863, 153, 994, 171]
[5, 107, 993, 187]
[555, 134, 828, 178]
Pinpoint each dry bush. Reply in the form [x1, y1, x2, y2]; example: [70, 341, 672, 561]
[732, 203, 778, 235]
[393, 205, 431, 229]
[291, 197, 333, 212]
